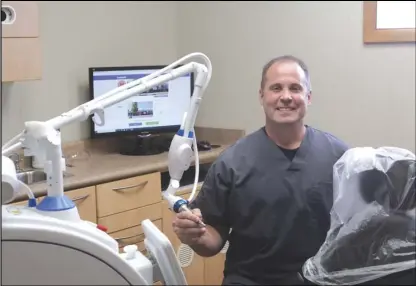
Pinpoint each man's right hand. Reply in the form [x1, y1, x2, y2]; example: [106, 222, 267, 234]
[172, 208, 207, 246]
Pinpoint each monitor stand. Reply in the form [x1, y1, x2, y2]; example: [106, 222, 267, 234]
[119, 133, 167, 156]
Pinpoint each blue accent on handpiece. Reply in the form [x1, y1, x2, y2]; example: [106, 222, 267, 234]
[173, 199, 189, 213]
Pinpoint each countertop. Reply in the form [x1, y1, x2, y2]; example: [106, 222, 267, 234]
[13, 144, 229, 202]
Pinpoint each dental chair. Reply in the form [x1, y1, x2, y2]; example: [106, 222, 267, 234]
[303, 147, 416, 285]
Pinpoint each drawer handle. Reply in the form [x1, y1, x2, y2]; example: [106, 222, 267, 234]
[71, 194, 90, 202]
[112, 181, 148, 192]
[115, 233, 145, 245]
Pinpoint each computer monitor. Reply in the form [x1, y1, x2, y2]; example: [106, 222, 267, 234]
[88, 65, 194, 155]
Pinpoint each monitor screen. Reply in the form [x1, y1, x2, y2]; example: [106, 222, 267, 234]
[89, 65, 193, 137]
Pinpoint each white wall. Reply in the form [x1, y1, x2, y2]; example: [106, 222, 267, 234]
[177, 1, 415, 151]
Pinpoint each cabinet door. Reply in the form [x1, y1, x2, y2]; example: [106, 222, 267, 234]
[96, 172, 161, 217]
[98, 202, 162, 234]
[2, 37, 42, 82]
[162, 200, 205, 285]
[1, 1, 39, 38]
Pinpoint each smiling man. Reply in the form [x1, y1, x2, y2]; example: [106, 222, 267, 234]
[172, 55, 349, 285]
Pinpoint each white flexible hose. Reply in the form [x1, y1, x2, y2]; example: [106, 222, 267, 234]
[186, 53, 210, 203]
[16, 181, 35, 200]
[187, 131, 200, 203]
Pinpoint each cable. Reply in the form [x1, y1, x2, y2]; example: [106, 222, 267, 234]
[186, 52, 211, 204]
[16, 181, 36, 207]
[187, 130, 199, 203]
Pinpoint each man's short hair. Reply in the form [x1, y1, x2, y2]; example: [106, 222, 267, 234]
[260, 55, 312, 92]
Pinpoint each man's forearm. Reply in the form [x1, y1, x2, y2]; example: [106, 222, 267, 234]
[189, 225, 227, 257]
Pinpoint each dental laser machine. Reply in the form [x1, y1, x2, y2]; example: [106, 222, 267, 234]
[1, 52, 212, 285]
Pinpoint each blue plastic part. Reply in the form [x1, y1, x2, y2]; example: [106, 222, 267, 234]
[188, 130, 194, 139]
[173, 199, 189, 213]
[36, 195, 75, 211]
[176, 129, 194, 139]
[28, 198, 37, 208]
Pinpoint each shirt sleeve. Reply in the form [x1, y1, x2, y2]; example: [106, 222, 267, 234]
[189, 156, 232, 230]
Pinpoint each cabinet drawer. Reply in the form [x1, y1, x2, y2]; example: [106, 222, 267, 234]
[110, 219, 162, 253]
[65, 186, 97, 223]
[98, 202, 162, 233]
[2, 1, 39, 38]
[2, 37, 41, 82]
[96, 172, 162, 217]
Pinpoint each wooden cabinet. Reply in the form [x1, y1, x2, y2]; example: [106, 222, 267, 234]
[2, 38, 42, 82]
[2, 1, 41, 82]
[63, 186, 97, 223]
[95, 174, 163, 242]
[95, 172, 161, 217]
[95, 172, 165, 285]
[98, 202, 162, 234]
[2, 1, 39, 38]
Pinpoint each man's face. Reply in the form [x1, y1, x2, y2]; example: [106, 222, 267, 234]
[259, 61, 311, 125]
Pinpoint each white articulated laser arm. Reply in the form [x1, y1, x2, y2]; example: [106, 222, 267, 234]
[2, 52, 212, 217]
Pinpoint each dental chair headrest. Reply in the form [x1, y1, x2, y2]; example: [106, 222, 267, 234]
[357, 158, 416, 212]
[302, 146, 416, 286]
[331, 147, 416, 224]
